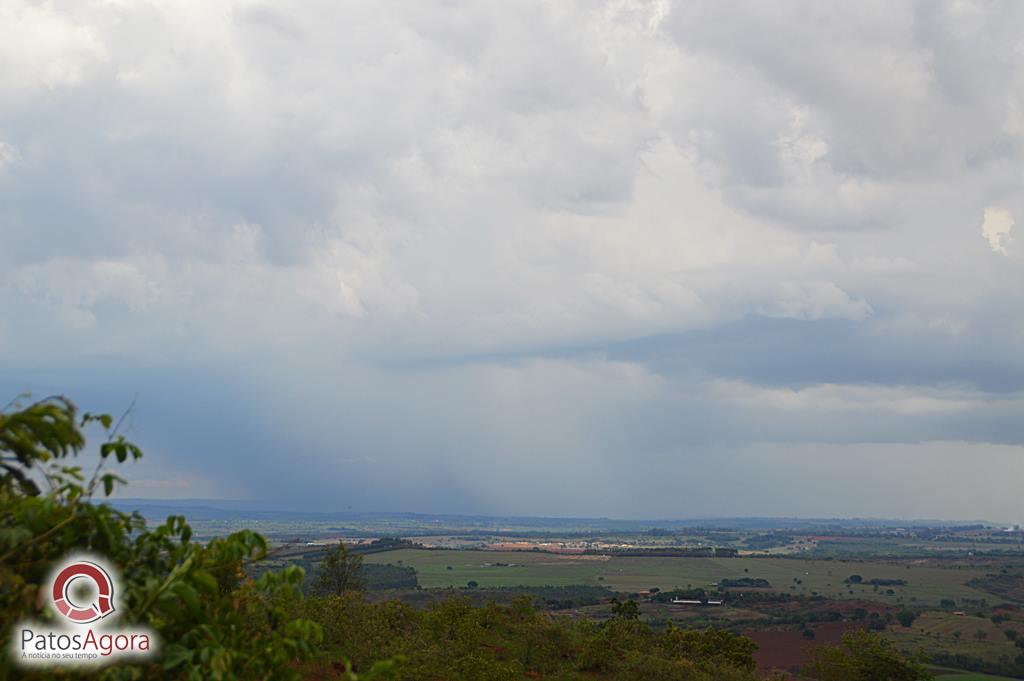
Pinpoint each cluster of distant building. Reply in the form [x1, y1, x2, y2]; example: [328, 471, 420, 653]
[670, 598, 723, 607]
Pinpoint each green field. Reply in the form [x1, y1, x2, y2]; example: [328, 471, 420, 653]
[886, 612, 1024, 678]
[364, 549, 605, 587]
[364, 549, 994, 606]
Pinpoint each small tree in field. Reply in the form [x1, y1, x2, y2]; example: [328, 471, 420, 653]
[806, 629, 931, 681]
[896, 610, 917, 627]
[611, 598, 640, 620]
[312, 541, 367, 595]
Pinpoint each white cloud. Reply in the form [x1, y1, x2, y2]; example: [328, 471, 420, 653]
[0, 3, 107, 100]
[0, 142, 20, 173]
[756, 280, 873, 321]
[708, 380, 986, 416]
[982, 206, 1014, 254]
[2, 1, 1021, 361]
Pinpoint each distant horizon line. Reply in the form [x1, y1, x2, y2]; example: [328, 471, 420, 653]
[109, 497, 1006, 526]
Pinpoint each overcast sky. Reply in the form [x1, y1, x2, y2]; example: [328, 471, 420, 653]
[2, 1, 1023, 521]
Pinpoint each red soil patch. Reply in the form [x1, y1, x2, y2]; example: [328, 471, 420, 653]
[746, 622, 864, 678]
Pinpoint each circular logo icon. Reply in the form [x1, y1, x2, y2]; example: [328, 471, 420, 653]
[51, 560, 116, 623]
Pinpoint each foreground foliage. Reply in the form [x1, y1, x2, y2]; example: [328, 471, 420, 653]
[297, 591, 940, 680]
[0, 396, 322, 680]
[300, 593, 763, 681]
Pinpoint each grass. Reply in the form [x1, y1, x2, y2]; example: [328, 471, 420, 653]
[931, 673, 1022, 680]
[887, 610, 1022, 649]
[887, 612, 1024, 680]
[363, 549, 994, 606]
[363, 549, 606, 587]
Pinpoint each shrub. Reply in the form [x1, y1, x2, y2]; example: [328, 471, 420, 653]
[0, 396, 323, 680]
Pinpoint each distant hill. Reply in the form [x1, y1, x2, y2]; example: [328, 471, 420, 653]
[110, 498, 992, 530]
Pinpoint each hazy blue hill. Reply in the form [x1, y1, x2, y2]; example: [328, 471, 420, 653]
[110, 499, 990, 531]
